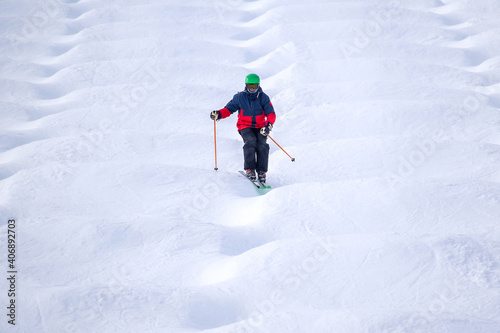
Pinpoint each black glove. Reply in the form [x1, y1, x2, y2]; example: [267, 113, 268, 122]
[210, 110, 220, 120]
[260, 122, 273, 136]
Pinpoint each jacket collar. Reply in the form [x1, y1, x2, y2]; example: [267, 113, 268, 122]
[244, 86, 262, 99]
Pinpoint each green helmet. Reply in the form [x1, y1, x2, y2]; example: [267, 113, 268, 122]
[245, 73, 260, 84]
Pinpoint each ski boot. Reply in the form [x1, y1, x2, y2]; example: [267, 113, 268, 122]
[245, 169, 256, 181]
[258, 171, 266, 184]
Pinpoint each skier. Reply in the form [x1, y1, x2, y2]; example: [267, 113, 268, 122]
[210, 74, 275, 183]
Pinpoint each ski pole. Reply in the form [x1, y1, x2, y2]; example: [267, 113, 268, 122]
[213, 119, 218, 171]
[268, 135, 295, 162]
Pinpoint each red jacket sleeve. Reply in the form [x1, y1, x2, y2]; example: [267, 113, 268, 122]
[263, 97, 275, 125]
[219, 107, 232, 119]
[266, 111, 276, 125]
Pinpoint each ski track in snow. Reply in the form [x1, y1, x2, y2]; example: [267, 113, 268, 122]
[1, 0, 500, 332]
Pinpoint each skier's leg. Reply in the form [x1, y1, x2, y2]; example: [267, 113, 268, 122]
[239, 128, 257, 170]
[256, 132, 270, 172]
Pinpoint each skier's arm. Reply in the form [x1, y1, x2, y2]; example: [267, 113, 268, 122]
[262, 95, 276, 125]
[266, 111, 276, 125]
[218, 93, 240, 119]
[218, 107, 233, 119]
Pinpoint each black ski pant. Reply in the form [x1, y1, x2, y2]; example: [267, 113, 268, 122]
[239, 128, 270, 172]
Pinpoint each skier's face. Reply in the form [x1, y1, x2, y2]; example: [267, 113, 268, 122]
[246, 84, 258, 93]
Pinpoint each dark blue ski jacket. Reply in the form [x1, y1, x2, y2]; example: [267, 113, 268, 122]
[219, 87, 276, 130]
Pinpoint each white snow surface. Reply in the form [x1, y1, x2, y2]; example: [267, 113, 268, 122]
[1, 0, 500, 332]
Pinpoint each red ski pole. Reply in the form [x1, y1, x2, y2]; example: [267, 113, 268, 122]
[213, 119, 218, 171]
[268, 135, 295, 162]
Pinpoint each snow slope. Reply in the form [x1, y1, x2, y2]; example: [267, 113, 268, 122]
[1, 0, 500, 332]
